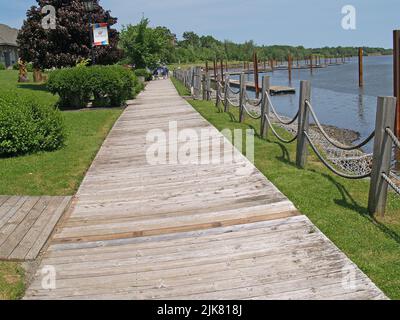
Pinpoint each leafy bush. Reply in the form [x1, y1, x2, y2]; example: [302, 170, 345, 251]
[132, 75, 145, 98]
[47, 67, 92, 108]
[47, 65, 138, 108]
[0, 93, 65, 156]
[134, 68, 152, 81]
[0, 63, 5, 70]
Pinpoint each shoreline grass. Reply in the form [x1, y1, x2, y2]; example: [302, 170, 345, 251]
[172, 77, 400, 299]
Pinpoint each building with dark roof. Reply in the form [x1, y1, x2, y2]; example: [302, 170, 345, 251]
[0, 23, 19, 68]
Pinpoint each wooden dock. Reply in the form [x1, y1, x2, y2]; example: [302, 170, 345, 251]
[24, 79, 385, 300]
[228, 79, 296, 95]
[0, 196, 71, 260]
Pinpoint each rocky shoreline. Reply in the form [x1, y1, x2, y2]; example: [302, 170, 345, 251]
[310, 124, 361, 146]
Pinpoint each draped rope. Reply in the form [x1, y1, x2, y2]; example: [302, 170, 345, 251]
[306, 100, 375, 151]
[304, 131, 371, 179]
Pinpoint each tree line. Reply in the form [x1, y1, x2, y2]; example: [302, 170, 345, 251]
[120, 20, 392, 68]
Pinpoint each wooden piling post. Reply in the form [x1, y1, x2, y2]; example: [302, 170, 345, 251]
[358, 48, 364, 87]
[260, 76, 271, 138]
[239, 73, 246, 123]
[213, 59, 217, 82]
[368, 96, 397, 216]
[220, 59, 224, 82]
[224, 73, 230, 112]
[206, 73, 211, 101]
[310, 55, 313, 74]
[288, 54, 292, 83]
[215, 74, 221, 108]
[393, 30, 400, 144]
[253, 51, 260, 98]
[296, 81, 312, 168]
[202, 74, 206, 100]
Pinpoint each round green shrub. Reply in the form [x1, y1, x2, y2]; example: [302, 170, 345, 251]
[0, 94, 65, 157]
[47, 65, 138, 109]
[47, 67, 92, 109]
[0, 63, 6, 70]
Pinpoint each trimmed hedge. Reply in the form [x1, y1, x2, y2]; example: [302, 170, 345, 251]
[0, 63, 5, 70]
[47, 65, 138, 109]
[0, 93, 65, 157]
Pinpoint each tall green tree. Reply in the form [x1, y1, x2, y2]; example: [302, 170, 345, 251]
[17, 0, 122, 69]
[120, 18, 175, 69]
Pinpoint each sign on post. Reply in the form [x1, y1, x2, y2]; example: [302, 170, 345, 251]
[93, 23, 109, 46]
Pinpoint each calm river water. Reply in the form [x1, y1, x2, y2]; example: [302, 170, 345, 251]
[237, 55, 393, 152]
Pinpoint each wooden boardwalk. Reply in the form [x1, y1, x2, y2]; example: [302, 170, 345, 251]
[0, 196, 71, 260]
[25, 79, 385, 299]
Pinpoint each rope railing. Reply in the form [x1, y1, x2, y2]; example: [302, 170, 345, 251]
[227, 97, 240, 108]
[382, 173, 400, 195]
[265, 114, 298, 143]
[227, 86, 240, 95]
[173, 69, 399, 216]
[265, 92, 299, 126]
[242, 103, 262, 119]
[304, 131, 371, 179]
[386, 127, 400, 150]
[305, 100, 375, 151]
[244, 91, 263, 107]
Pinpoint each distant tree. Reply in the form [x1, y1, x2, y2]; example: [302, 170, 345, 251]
[120, 18, 175, 69]
[17, 0, 122, 69]
[181, 31, 201, 48]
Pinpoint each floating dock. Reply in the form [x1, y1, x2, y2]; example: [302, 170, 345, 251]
[226, 79, 296, 95]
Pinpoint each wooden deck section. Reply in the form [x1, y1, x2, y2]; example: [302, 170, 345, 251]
[0, 196, 71, 260]
[25, 79, 385, 299]
[224, 79, 296, 95]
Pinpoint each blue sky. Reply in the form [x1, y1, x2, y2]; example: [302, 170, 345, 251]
[1, 0, 399, 48]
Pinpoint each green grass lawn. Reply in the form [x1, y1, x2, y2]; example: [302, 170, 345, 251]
[0, 262, 24, 300]
[0, 109, 122, 195]
[0, 70, 123, 195]
[170, 77, 191, 96]
[0, 70, 124, 299]
[172, 77, 400, 299]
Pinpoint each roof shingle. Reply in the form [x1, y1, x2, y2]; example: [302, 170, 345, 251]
[0, 23, 18, 47]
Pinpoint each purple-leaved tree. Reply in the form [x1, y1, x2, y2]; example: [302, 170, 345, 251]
[17, 0, 122, 70]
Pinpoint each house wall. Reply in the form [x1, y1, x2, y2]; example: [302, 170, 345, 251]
[0, 45, 18, 68]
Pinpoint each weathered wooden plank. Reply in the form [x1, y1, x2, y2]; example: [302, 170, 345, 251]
[7, 197, 67, 260]
[0, 197, 40, 247]
[0, 196, 10, 208]
[25, 196, 72, 260]
[0, 196, 28, 230]
[25, 217, 384, 300]
[0, 197, 52, 259]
